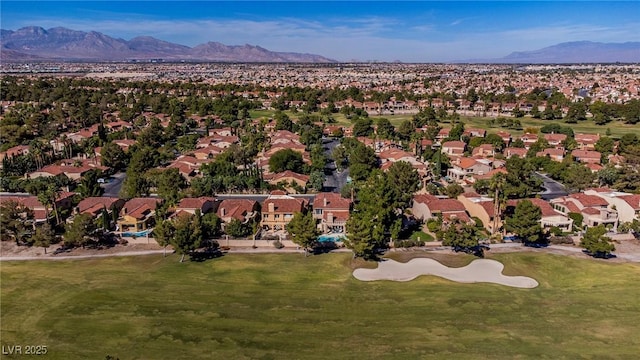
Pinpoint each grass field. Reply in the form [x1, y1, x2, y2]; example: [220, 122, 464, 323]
[249, 109, 638, 138]
[2, 253, 640, 359]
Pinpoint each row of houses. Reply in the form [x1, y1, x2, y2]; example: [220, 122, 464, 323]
[410, 188, 640, 236]
[0, 190, 353, 238]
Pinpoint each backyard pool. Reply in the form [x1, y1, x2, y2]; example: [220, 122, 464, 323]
[318, 234, 345, 242]
[121, 229, 153, 237]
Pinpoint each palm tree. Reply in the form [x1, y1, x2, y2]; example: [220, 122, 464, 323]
[29, 140, 44, 169]
[489, 172, 506, 236]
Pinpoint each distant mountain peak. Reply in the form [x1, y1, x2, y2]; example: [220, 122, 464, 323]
[458, 41, 640, 64]
[0, 25, 337, 63]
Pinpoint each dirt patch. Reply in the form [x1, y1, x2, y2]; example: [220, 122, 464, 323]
[1, 241, 164, 258]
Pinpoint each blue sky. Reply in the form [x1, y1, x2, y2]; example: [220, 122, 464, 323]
[2, 1, 639, 62]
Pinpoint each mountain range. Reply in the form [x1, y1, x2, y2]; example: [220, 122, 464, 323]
[1, 26, 639, 63]
[0, 26, 337, 63]
[461, 41, 640, 64]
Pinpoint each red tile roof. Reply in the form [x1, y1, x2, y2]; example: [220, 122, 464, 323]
[77, 197, 122, 215]
[217, 199, 258, 221]
[314, 192, 352, 210]
[569, 193, 608, 207]
[621, 194, 640, 210]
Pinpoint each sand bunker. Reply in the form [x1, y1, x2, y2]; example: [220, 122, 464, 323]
[353, 258, 538, 288]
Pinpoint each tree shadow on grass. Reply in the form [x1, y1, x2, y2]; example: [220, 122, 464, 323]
[312, 241, 338, 255]
[190, 247, 225, 262]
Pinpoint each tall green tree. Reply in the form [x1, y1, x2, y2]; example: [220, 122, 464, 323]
[375, 118, 395, 139]
[505, 200, 543, 244]
[153, 219, 175, 257]
[64, 213, 96, 248]
[78, 169, 104, 198]
[344, 211, 378, 259]
[386, 161, 421, 209]
[32, 222, 55, 254]
[171, 213, 203, 262]
[101, 142, 129, 171]
[268, 149, 305, 174]
[580, 225, 615, 258]
[489, 172, 506, 235]
[286, 211, 319, 255]
[225, 218, 252, 238]
[0, 200, 34, 244]
[442, 219, 482, 255]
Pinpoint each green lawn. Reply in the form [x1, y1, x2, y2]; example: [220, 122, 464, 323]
[250, 109, 637, 138]
[2, 253, 639, 359]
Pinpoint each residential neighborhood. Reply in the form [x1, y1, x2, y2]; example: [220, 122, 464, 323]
[1, 62, 639, 261]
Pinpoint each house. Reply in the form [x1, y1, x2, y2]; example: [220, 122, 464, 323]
[378, 148, 430, 177]
[584, 188, 640, 223]
[506, 198, 573, 232]
[313, 192, 352, 233]
[28, 159, 108, 181]
[264, 171, 310, 193]
[543, 133, 567, 146]
[462, 128, 486, 138]
[217, 199, 259, 225]
[208, 127, 234, 137]
[571, 150, 601, 164]
[260, 191, 308, 231]
[504, 147, 528, 158]
[191, 144, 224, 160]
[436, 128, 451, 142]
[550, 193, 617, 229]
[537, 148, 565, 162]
[113, 139, 136, 151]
[458, 193, 500, 233]
[519, 133, 538, 149]
[447, 157, 492, 183]
[175, 197, 218, 215]
[471, 144, 495, 158]
[0, 192, 75, 224]
[411, 194, 471, 227]
[441, 141, 466, 157]
[0, 145, 30, 160]
[117, 198, 163, 232]
[575, 133, 600, 150]
[496, 131, 512, 146]
[75, 197, 125, 219]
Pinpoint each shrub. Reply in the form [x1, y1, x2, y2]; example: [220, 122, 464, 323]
[394, 239, 425, 248]
[549, 226, 564, 236]
[427, 219, 441, 232]
[273, 240, 284, 249]
[568, 212, 583, 230]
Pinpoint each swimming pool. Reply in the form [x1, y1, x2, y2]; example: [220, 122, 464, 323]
[318, 234, 345, 242]
[121, 229, 152, 237]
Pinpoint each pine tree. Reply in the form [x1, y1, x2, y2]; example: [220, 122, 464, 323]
[286, 211, 319, 255]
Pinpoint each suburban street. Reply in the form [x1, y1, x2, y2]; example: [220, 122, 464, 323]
[535, 172, 568, 200]
[322, 137, 350, 193]
[101, 172, 126, 197]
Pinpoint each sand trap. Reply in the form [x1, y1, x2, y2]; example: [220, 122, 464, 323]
[353, 258, 538, 288]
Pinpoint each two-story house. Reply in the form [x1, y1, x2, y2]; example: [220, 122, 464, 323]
[261, 191, 308, 232]
[551, 193, 617, 229]
[447, 157, 492, 183]
[313, 192, 352, 234]
[117, 198, 163, 233]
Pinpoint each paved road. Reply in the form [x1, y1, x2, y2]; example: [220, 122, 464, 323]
[101, 172, 126, 197]
[535, 172, 568, 200]
[322, 138, 350, 193]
